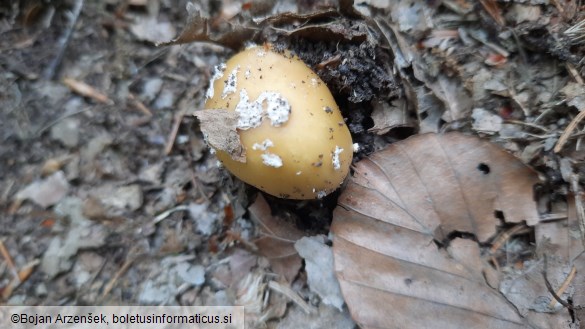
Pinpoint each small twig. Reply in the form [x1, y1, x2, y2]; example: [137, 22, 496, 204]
[164, 109, 186, 155]
[490, 224, 528, 254]
[163, 72, 189, 83]
[0, 240, 18, 280]
[554, 110, 585, 153]
[1, 259, 40, 300]
[100, 256, 137, 299]
[542, 255, 574, 310]
[43, 0, 84, 80]
[268, 280, 317, 315]
[36, 108, 89, 135]
[566, 62, 585, 85]
[128, 93, 153, 117]
[503, 120, 550, 133]
[534, 108, 555, 124]
[539, 213, 569, 221]
[548, 265, 577, 309]
[63, 78, 113, 105]
[152, 205, 190, 224]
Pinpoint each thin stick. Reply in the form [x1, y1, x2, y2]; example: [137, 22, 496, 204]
[0, 240, 18, 281]
[566, 62, 585, 85]
[63, 78, 113, 104]
[548, 265, 577, 309]
[542, 255, 573, 310]
[152, 205, 190, 224]
[101, 256, 136, 299]
[128, 93, 153, 116]
[490, 224, 527, 253]
[268, 280, 317, 314]
[504, 120, 550, 133]
[36, 108, 89, 135]
[43, 0, 85, 80]
[164, 110, 185, 155]
[554, 110, 585, 153]
[1, 259, 40, 300]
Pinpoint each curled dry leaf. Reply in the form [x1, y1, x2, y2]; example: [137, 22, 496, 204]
[274, 21, 371, 43]
[156, 3, 254, 50]
[331, 132, 544, 328]
[253, 9, 339, 25]
[368, 99, 413, 135]
[194, 110, 246, 163]
[249, 194, 306, 282]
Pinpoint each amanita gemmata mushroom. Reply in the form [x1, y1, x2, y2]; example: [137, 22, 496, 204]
[201, 45, 353, 199]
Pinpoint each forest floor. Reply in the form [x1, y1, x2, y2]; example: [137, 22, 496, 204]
[1, 0, 584, 328]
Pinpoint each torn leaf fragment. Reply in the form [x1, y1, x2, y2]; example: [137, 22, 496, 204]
[194, 109, 246, 163]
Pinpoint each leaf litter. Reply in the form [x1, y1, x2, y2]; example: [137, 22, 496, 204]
[3, 0, 585, 327]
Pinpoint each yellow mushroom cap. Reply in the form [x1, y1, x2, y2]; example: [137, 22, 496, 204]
[204, 45, 353, 199]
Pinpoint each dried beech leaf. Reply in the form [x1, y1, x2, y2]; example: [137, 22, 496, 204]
[332, 132, 542, 329]
[249, 194, 306, 282]
[157, 3, 254, 50]
[277, 21, 370, 42]
[253, 9, 339, 25]
[194, 110, 246, 163]
[368, 99, 413, 135]
[374, 17, 415, 69]
[430, 75, 473, 122]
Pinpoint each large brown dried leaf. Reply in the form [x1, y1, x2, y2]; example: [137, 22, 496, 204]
[332, 132, 542, 329]
[249, 195, 306, 282]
